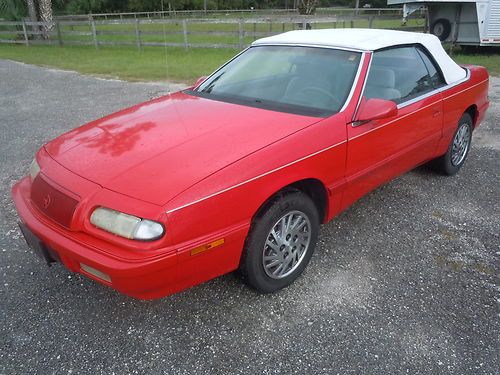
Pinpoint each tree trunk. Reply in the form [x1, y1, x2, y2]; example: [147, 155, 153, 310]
[26, 0, 39, 38]
[26, 0, 38, 22]
[37, 0, 53, 39]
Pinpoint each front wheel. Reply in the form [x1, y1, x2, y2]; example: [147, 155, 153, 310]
[432, 113, 473, 175]
[239, 190, 319, 293]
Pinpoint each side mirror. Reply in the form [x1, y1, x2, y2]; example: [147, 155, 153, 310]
[194, 76, 207, 88]
[354, 98, 398, 126]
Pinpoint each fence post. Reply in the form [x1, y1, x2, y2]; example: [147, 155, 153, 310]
[282, 22, 285, 33]
[302, 20, 307, 30]
[350, 19, 354, 28]
[90, 20, 98, 50]
[21, 20, 29, 46]
[253, 22, 256, 40]
[182, 19, 188, 50]
[55, 22, 63, 46]
[135, 18, 141, 51]
[368, 16, 374, 29]
[238, 19, 244, 49]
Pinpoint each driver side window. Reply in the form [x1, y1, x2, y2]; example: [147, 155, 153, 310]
[364, 46, 435, 104]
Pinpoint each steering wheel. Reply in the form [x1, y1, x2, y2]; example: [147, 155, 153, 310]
[301, 87, 340, 109]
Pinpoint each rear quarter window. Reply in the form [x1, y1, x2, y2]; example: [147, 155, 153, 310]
[416, 47, 446, 88]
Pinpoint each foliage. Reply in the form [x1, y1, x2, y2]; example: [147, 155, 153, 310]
[0, 0, 26, 20]
[297, 0, 317, 15]
[0, 0, 393, 20]
[56, 0, 378, 15]
[65, 0, 127, 14]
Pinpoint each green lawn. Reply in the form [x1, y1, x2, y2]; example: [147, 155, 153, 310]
[452, 52, 500, 76]
[0, 15, 449, 85]
[0, 42, 498, 84]
[0, 44, 238, 82]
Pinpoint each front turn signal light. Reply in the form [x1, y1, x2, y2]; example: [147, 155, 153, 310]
[29, 158, 40, 181]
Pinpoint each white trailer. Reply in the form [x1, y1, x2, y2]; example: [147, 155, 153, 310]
[387, 0, 500, 46]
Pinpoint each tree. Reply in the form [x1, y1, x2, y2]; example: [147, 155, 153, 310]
[26, 0, 37, 22]
[38, 0, 52, 22]
[37, 0, 53, 37]
[0, 0, 26, 20]
[297, 0, 317, 15]
[0, 0, 56, 38]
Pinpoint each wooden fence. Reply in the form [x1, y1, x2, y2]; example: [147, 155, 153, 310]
[53, 8, 408, 21]
[0, 13, 427, 50]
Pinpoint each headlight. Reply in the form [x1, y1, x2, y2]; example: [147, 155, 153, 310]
[90, 207, 165, 241]
[29, 158, 40, 181]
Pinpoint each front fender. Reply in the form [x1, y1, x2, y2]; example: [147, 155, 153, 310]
[164, 113, 348, 247]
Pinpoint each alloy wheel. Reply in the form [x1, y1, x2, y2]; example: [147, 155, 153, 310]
[262, 210, 311, 279]
[451, 122, 471, 166]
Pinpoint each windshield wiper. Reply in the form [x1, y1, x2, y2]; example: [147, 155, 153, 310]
[200, 72, 224, 94]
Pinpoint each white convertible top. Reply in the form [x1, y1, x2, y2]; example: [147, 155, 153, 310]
[252, 28, 467, 84]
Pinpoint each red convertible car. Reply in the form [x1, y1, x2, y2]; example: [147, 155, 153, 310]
[12, 29, 489, 299]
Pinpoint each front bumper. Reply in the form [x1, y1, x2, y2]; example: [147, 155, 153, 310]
[12, 177, 179, 299]
[12, 177, 248, 300]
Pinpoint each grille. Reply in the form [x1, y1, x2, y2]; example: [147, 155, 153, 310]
[31, 175, 79, 229]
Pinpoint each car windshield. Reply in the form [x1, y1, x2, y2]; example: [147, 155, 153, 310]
[192, 46, 362, 117]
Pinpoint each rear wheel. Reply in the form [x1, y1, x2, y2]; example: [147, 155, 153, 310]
[239, 190, 319, 293]
[432, 113, 473, 175]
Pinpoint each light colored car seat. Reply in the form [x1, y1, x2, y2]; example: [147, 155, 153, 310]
[281, 60, 337, 109]
[364, 67, 401, 102]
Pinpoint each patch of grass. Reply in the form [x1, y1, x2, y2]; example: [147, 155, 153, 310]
[0, 41, 498, 84]
[0, 44, 237, 82]
[453, 53, 500, 76]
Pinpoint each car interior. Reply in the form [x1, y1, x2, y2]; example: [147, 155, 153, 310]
[197, 45, 440, 114]
[198, 48, 361, 114]
[364, 47, 437, 104]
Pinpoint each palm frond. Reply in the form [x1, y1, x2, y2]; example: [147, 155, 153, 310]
[0, 0, 26, 20]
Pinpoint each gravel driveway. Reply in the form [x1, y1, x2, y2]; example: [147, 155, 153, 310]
[0, 60, 498, 374]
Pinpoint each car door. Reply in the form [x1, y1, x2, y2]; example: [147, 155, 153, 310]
[341, 45, 445, 210]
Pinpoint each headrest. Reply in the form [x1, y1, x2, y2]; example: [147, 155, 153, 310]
[368, 67, 396, 88]
[289, 55, 334, 76]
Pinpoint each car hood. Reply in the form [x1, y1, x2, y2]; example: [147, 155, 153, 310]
[45, 91, 320, 206]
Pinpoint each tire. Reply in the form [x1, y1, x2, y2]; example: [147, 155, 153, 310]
[432, 113, 473, 175]
[431, 18, 451, 41]
[239, 190, 320, 293]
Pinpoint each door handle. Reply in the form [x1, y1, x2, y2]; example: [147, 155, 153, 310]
[432, 109, 441, 118]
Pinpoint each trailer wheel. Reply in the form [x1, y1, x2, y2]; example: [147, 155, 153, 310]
[431, 18, 451, 41]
